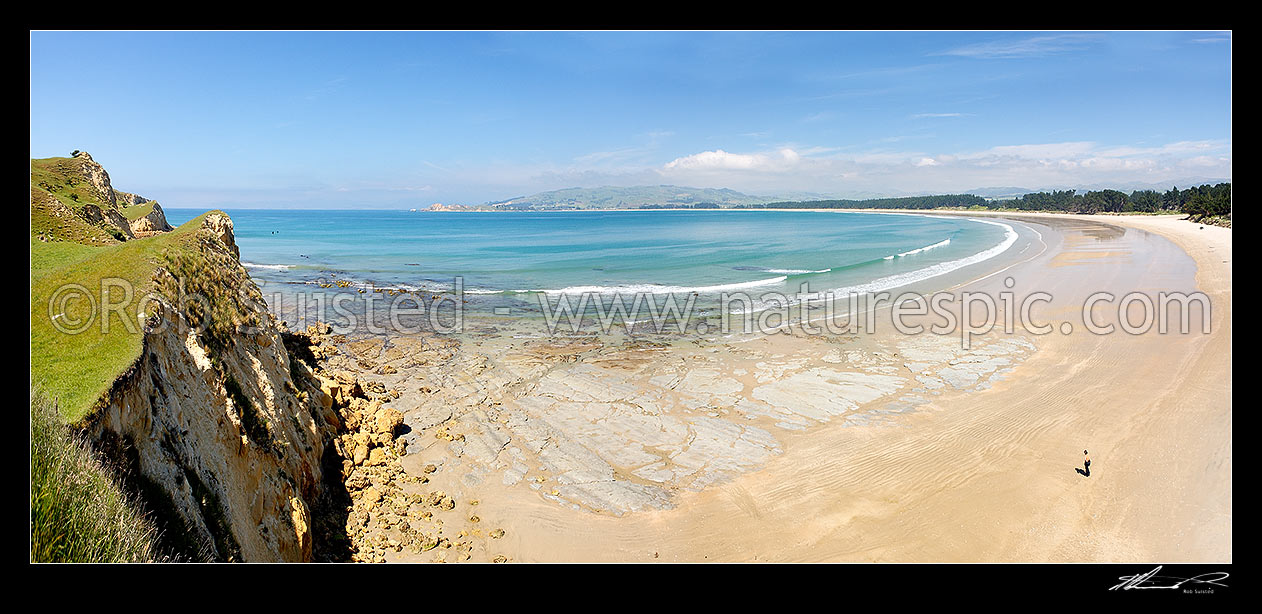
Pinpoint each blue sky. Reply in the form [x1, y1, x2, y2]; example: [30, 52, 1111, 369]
[30, 31, 1231, 208]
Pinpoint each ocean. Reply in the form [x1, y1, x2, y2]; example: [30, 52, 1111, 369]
[166, 209, 1012, 293]
[163, 208, 1020, 335]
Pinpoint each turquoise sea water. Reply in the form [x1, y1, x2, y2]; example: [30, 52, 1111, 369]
[164, 209, 1014, 303]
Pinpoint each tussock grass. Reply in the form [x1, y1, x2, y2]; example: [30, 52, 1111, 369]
[30, 388, 158, 562]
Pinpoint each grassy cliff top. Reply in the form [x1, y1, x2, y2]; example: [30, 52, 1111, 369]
[31, 156, 110, 210]
[31, 185, 120, 245]
[32, 155, 125, 244]
[121, 201, 157, 221]
[31, 154, 230, 421]
[31, 212, 217, 422]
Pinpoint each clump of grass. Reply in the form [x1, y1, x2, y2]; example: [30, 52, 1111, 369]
[159, 232, 261, 358]
[1188, 213, 1232, 228]
[30, 388, 159, 562]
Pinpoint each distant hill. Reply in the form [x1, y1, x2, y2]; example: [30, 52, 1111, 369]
[483, 185, 778, 210]
[422, 179, 1233, 212]
[964, 186, 1037, 199]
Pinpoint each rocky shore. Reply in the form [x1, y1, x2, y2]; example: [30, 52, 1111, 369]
[278, 303, 1040, 563]
[291, 323, 511, 563]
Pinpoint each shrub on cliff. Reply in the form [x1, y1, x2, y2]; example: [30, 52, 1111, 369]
[30, 388, 158, 562]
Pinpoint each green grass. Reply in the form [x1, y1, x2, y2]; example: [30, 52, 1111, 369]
[31, 155, 140, 245]
[31, 188, 120, 245]
[29, 157, 245, 562]
[31, 213, 212, 423]
[30, 238, 105, 282]
[31, 157, 111, 211]
[121, 202, 155, 221]
[30, 387, 159, 562]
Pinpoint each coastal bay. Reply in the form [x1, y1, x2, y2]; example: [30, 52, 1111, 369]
[248, 211, 1229, 563]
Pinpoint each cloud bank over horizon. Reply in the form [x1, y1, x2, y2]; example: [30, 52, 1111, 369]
[648, 138, 1231, 196]
[31, 31, 1231, 209]
[148, 137, 1232, 210]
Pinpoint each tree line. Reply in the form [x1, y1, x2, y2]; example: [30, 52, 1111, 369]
[753, 184, 1230, 217]
[1002, 183, 1231, 216]
[753, 194, 989, 210]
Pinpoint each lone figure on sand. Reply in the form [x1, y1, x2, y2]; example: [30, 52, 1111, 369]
[1076, 450, 1092, 477]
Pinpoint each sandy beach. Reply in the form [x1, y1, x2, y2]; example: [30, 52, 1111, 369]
[308, 212, 1230, 563]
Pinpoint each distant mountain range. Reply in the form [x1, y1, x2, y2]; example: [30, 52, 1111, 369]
[466, 185, 902, 210]
[422, 179, 1230, 211]
[482, 185, 778, 209]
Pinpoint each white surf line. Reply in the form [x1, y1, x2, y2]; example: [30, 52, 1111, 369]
[761, 267, 832, 274]
[939, 221, 1046, 293]
[722, 216, 1046, 340]
[740, 216, 1018, 318]
[884, 237, 952, 260]
[242, 262, 293, 270]
[538, 275, 788, 296]
[796, 217, 1045, 330]
[495, 211, 1042, 340]
[570, 214, 1051, 348]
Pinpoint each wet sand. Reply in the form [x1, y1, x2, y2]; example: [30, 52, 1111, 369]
[311, 212, 1230, 563]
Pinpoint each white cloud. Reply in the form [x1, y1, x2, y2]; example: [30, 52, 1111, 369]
[299, 139, 1229, 206]
[573, 130, 675, 166]
[966, 141, 1098, 160]
[645, 139, 1230, 197]
[937, 34, 1099, 59]
[663, 148, 803, 171]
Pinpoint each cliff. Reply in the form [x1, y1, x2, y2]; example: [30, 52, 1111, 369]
[31, 152, 422, 562]
[31, 153, 351, 561]
[31, 151, 172, 243]
[76, 214, 346, 561]
[126, 201, 175, 236]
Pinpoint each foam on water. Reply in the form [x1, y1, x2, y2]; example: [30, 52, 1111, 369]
[883, 237, 952, 260]
[736, 218, 1019, 314]
[242, 262, 293, 270]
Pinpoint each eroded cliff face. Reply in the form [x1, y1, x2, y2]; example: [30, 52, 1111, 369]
[130, 202, 175, 236]
[81, 215, 342, 561]
[62, 151, 137, 240]
[72, 151, 117, 208]
[114, 189, 149, 207]
[79, 203, 136, 240]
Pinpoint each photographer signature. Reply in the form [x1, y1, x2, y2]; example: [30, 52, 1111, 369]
[1109, 566, 1229, 591]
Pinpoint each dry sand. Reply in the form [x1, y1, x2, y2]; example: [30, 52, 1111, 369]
[322, 212, 1230, 563]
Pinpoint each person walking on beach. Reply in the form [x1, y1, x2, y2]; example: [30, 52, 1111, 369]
[1077, 450, 1092, 477]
